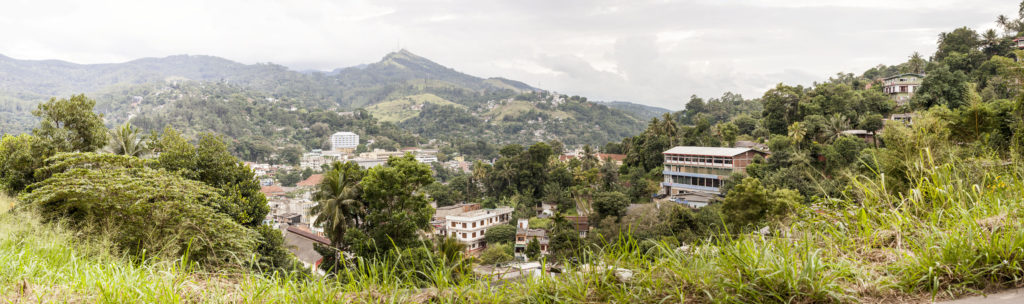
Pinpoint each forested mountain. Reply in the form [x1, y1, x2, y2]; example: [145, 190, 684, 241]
[0, 50, 651, 154]
[597, 101, 672, 121]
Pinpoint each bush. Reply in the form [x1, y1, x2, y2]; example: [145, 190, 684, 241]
[20, 157, 257, 266]
[478, 243, 513, 265]
[484, 224, 516, 245]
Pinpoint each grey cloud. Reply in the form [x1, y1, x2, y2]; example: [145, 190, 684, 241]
[0, 0, 1017, 110]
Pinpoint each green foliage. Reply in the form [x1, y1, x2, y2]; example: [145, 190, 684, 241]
[32, 94, 109, 153]
[314, 155, 435, 260]
[478, 243, 514, 265]
[934, 27, 982, 62]
[312, 161, 365, 250]
[154, 130, 269, 227]
[525, 238, 541, 261]
[19, 156, 256, 266]
[0, 134, 43, 194]
[484, 224, 516, 245]
[357, 155, 435, 256]
[106, 122, 148, 157]
[592, 191, 629, 221]
[913, 64, 969, 110]
[721, 177, 801, 229]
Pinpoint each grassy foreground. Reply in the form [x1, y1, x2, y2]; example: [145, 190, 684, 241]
[2, 156, 1024, 303]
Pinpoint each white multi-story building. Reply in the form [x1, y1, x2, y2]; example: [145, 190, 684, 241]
[330, 132, 359, 151]
[444, 207, 514, 252]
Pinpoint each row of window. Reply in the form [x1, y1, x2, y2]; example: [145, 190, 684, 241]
[668, 175, 723, 189]
[450, 215, 506, 229]
[451, 229, 486, 239]
[665, 155, 733, 166]
[664, 165, 734, 177]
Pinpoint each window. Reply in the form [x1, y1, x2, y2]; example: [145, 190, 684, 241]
[462, 223, 466, 228]
[451, 222, 456, 227]
[472, 223, 477, 228]
[462, 233, 467, 238]
[472, 232, 476, 238]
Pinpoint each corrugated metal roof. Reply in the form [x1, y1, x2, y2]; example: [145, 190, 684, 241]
[662, 146, 757, 157]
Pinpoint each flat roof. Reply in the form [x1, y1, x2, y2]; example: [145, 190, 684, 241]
[883, 73, 925, 80]
[446, 207, 513, 221]
[663, 146, 759, 157]
[332, 131, 357, 136]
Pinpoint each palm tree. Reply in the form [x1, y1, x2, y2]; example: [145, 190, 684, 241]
[983, 29, 1001, 55]
[788, 121, 806, 151]
[825, 114, 851, 143]
[311, 161, 365, 246]
[581, 144, 598, 170]
[998, 15, 1010, 31]
[107, 122, 148, 157]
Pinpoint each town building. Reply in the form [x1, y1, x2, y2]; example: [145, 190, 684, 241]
[330, 132, 359, 152]
[882, 73, 924, 107]
[443, 206, 514, 252]
[661, 146, 768, 195]
[1015, 37, 1024, 49]
[514, 219, 549, 258]
[431, 203, 481, 234]
[296, 174, 324, 189]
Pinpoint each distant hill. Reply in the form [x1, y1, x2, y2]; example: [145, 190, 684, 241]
[597, 101, 672, 121]
[0, 50, 646, 154]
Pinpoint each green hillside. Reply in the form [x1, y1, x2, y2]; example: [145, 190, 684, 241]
[0, 50, 654, 152]
[365, 93, 465, 123]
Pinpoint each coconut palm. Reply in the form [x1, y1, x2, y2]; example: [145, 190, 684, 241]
[107, 122, 149, 157]
[311, 161, 365, 246]
[788, 121, 806, 150]
[824, 114, 851, 143]
[997, 14, 1011, 31]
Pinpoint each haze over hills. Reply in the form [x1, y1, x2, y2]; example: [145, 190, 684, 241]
[0, 50, 653, 158]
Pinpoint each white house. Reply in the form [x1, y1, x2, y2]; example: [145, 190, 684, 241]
[444, 207, 514, 252]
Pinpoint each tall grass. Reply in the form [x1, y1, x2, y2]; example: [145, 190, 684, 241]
[1, 155, 1023, 302]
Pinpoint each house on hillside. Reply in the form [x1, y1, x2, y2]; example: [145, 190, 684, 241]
[882, 73, 924, 107]
[661, 146, 768, 196]
[1015, 37, 1024, 49]
[443, 206, 514, 252]
[514, 219, 549, 259]
[841, 129, 877, 145]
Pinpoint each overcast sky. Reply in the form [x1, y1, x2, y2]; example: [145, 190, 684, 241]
[0, 0, 1016, 110]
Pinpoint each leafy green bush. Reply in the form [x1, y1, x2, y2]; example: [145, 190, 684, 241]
[20, 161, 256, 266]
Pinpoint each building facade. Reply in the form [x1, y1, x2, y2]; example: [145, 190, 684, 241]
[443, 207, 514, 252]
[882, 73, 924, 107]
[514, 219, 549, 258]
[661, 146, 767, 195]
[330, 132, 359, 151]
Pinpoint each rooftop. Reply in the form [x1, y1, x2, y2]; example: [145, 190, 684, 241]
[446, 207, 514, 220]
[296, 174, 324, 187]
[883, 73, 925, 80]
[332, 131, 357, 136]
[663, 146, 760, 157]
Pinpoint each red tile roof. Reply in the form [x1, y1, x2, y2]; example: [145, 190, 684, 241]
[297, 174, 324, 187]
[260, 185, 285, 196]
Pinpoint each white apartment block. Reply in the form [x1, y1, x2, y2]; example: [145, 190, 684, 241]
[330, 132, 359, 151]
[444, 207, 514, 252]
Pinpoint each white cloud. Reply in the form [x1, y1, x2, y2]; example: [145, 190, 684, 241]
[0, 0, 1017, 110]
